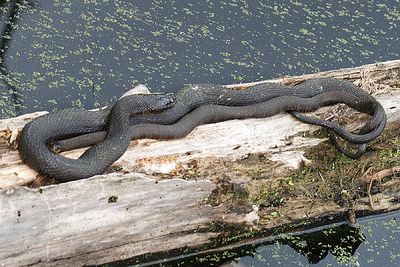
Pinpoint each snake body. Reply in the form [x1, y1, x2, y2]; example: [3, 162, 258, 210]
[18, 78, 386, 181]
[18, 94, 175, 180]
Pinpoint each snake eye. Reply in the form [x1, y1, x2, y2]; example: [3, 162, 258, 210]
[149, 94, 175, 112]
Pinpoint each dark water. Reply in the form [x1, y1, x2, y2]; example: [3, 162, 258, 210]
[1, 1, 399, 266]
[0, 0, 399, 118]
[137, 211, 400, 267]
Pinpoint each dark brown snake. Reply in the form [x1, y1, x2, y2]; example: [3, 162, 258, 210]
[18, 78, 386, 181]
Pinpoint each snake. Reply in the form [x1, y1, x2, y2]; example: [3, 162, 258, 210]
[18, 78, 387, 182]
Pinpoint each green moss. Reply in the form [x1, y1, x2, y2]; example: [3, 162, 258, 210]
[293, 123, 400, 201]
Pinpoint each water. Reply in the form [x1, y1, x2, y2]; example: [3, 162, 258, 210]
[1, 1, 399, 266]
[0, 0, 399, 118]
[139, 211, 400, 267]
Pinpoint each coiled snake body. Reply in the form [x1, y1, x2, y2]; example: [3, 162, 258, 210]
[18, 78, 386, 181]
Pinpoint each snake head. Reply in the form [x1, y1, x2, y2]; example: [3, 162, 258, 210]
[143, 93, 175, 113]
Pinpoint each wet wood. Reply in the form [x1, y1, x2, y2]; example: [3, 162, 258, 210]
[0, 59, 400, 266]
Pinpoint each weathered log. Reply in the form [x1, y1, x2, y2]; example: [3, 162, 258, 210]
[0, 59, 399, 266]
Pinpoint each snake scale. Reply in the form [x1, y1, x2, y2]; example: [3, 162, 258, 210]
[18, 78, 386, 181]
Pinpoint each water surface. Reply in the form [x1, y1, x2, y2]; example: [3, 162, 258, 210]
[150, 211, 400, 267]
[0, 0, 399, 117]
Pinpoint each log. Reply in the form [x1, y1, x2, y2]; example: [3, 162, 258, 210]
[0, 59, 400, 266]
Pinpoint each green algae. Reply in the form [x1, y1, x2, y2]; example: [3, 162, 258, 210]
[1, 0, 400, 117]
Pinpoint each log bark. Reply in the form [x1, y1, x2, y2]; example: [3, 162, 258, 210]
[0, 59, 400, 266]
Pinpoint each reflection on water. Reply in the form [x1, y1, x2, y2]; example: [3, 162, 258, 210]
[148, 212, 399, 267]
[142, 224, 365, 266]
[279, 224, 364, 265]
[0, 0, 399, 118]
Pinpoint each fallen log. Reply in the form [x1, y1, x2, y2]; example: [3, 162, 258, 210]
[0, 59, 400, 266]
